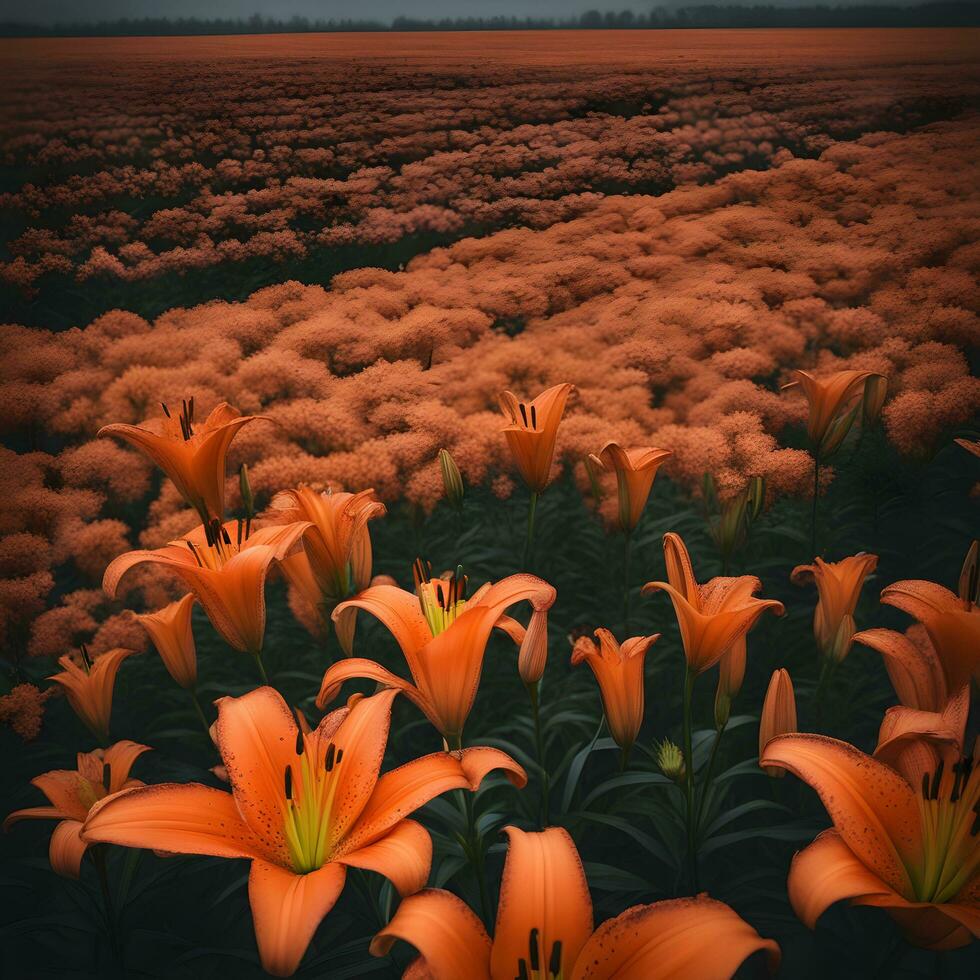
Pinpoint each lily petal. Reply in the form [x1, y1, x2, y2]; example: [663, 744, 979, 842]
[49, 819, 88, 879]
[570, 894, 781, 980]
[761, 734, 919, 896]
[370, 887, 492, 979]
[491, 826, 594, 980]
[336, 818, 431, 896]
[82, 782, 268, 861]
[248, 858, 347, 977]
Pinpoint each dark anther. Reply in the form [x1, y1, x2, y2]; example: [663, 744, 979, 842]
[921, 772, 930, 800]
[930, 761, 945, 801]
[530, 404, 537, 429]
[549, 940, 563, 976]
[237, 518, 243, 549]
[284, 765, 293, 800]
[324, 743, 336, 772]
[335, 748, 344, 765]
[519, 403, 528, 426]
[187, 541, 204, 567]
[102, 764, 112, 793]
[203, 520, 215, 547]
[516, 960, 529, 980]
[528, 928, 540, 972]
[295, 727, 305, 755]
[221, 526, 232, 546]
[161, 402, 171, 418]
[79, 642, 92, 669]
[188, 396, 194, 422]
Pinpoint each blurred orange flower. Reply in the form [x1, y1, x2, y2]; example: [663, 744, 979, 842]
[82, 687, 525, 977]
[371, 825, 780, 978]
[4, 740, 150, 877]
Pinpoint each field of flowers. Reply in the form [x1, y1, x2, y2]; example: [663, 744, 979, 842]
[0, 28, 978, 980]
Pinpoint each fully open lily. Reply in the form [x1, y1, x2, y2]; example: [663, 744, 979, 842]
[82, 687, 526, 977]
[371, 825, 780, 978]
[497, 383, 574, 494]
[48, 646, 133, 743]
[571, 628, 659, 756]
[4, 741, 150, 878]
[642, 532, 784, 675]
[587, 442, 672, 533]
[99, 400, 266, 524]
[267, 485, 385, 604]
[781, 370, 884, 457]
[318, 565, 557, 744]
[104, 519, 311, 673]
[134, 593, 197, 690]
[762, 733, 980, 950]
[791, 553, 878, 662]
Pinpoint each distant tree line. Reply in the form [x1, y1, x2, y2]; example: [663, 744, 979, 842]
[2, 3, 978, 37]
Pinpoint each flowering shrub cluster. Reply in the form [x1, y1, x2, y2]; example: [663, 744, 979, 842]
[2, 33, 979, 308]
[2, 113, 978, 659]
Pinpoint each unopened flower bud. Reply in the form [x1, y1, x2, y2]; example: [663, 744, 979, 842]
[657, 739, 686, 782]
[438, 449, 464, 511]
[759, 669, 797, 777]
[239, 463, 254, 519]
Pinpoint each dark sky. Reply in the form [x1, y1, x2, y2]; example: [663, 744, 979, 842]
[0, 0, 902, 24]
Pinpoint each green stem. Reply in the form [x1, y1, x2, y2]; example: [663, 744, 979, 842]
[619, 743, 632, 772]
[92, 846, 122, 967]
[451, 734, 492, 926]
[522, 490, 538, 570]
[681, 668, 700, 893]
[189, 688, 211, 740]
[623, 529, 633, 636]
[814, 657, 836, 729]
[250, 648, 270, 685]
[810, 452, 821, 558]
[527, 681, 550, 825]
[694, 721, 726, 841]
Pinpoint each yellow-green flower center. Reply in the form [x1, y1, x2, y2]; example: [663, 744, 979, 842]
[282, 730, 346, 874]
[413, 559, 468, 636]
[909, 749, 979, 904]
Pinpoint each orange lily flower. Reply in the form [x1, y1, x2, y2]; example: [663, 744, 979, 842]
[134, 593, 197, 690]
[790, 553, 878, 662]
[762, 733, 980, 950]
[4, 741, 150, 878]
[318, 565, 557, 743]
[570, 628, 660, 753]
[99, 400, 266, 523]
[48, 646, 133, 742]
[642, 532, 784, 675]
[266, 486, 385, 602]
[587, 442, 672, 532]
[103, 519, 310, 660]
[371, 825, 780, 978]
[878, 579, 980, 691]
[758, 668, 797, 777]
[498, 382, 574, 493]
[82, 687, 524, 977]
[781, 369, 884, 457]
[954, 437, 980, 458]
